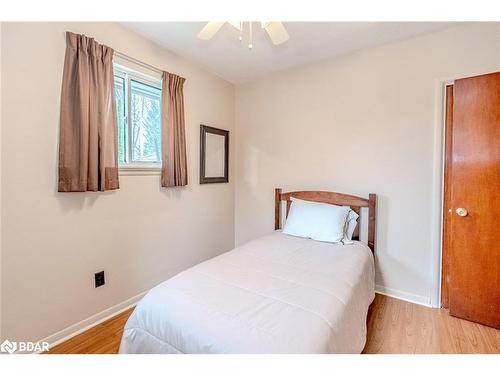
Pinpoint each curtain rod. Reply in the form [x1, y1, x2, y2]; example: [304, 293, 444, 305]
[114, 50, 164, 75]
[67, 31, 167, 76]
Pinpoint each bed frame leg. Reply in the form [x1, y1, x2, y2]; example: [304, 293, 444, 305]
[275, 188, 282, 230]
[368, 193, 376, 252]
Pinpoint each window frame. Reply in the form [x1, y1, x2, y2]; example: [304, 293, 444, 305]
[113, 63, 163, 173]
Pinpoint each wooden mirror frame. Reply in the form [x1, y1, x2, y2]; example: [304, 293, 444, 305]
[274, 188, 377, 252]
[200, 125, 229, 184]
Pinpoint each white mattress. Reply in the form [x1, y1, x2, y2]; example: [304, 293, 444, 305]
[119, 232, 375, 354]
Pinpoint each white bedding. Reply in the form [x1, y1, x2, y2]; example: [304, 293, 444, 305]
[119, 232, 375, 354]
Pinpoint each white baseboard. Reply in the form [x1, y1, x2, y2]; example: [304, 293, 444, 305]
[39, 290, 148, 352]
[375, 285, 432, 307]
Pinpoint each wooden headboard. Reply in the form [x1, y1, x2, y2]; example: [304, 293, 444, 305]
[274, 188, 377, 252]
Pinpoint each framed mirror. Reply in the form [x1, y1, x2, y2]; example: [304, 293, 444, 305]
[200, 125, 229, 184]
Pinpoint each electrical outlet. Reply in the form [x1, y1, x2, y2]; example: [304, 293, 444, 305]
[95, 271, 105, 288]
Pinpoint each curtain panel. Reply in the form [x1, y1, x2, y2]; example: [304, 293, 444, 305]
[58, 32, 119, 192]
[161, 72, 188, 187]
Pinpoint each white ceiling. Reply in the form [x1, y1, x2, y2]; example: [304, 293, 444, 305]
[123, 22, 456, 84]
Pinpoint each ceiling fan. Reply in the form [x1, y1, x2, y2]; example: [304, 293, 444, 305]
[197, 22, 289, 50]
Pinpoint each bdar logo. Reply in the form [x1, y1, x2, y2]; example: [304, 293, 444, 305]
[1, 339, 17, 354]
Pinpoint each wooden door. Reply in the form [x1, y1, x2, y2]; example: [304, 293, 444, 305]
[441, 85, 454, 309]
[444, 72, 500, 328]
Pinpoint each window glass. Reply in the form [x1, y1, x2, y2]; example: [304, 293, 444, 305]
[113, 65, 162, 168]
[130, 80, 162, 163]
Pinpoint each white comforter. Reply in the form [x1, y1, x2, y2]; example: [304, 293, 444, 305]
[119, 232, 375, 354]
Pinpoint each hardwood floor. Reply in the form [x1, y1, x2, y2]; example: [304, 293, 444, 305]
[363, 295, 499, 353]
[46, 294, 500, 354]
[46, 308, 134, 354]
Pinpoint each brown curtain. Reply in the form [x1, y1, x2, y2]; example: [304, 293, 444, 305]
[161, 72, 188, 187]
[58, 32, 119, 192]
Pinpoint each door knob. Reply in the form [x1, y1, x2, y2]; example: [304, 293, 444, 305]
[455, 208, 468, 217]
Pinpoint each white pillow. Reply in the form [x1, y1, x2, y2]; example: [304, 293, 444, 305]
[343, 207, 359, 241]
[283, 197, 350, 243]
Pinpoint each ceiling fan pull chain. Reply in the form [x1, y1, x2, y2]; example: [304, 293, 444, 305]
[248, 22, 253, 50]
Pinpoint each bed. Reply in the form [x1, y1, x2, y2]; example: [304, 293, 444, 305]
[119, 189, 377, 354]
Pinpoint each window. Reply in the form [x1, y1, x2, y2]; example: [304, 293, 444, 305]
[114, 64, 162, 169]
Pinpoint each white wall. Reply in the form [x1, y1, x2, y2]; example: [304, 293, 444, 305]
[235, 23, 500, 306]
[1, 22, 235, 342]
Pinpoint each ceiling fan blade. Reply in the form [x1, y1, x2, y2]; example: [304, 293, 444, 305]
[228, 21, 242, 31]
[197, 22, 225, 40]
[263, 22, 289, 45]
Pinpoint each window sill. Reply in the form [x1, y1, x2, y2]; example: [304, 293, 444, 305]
[119, 166, 161, 176]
